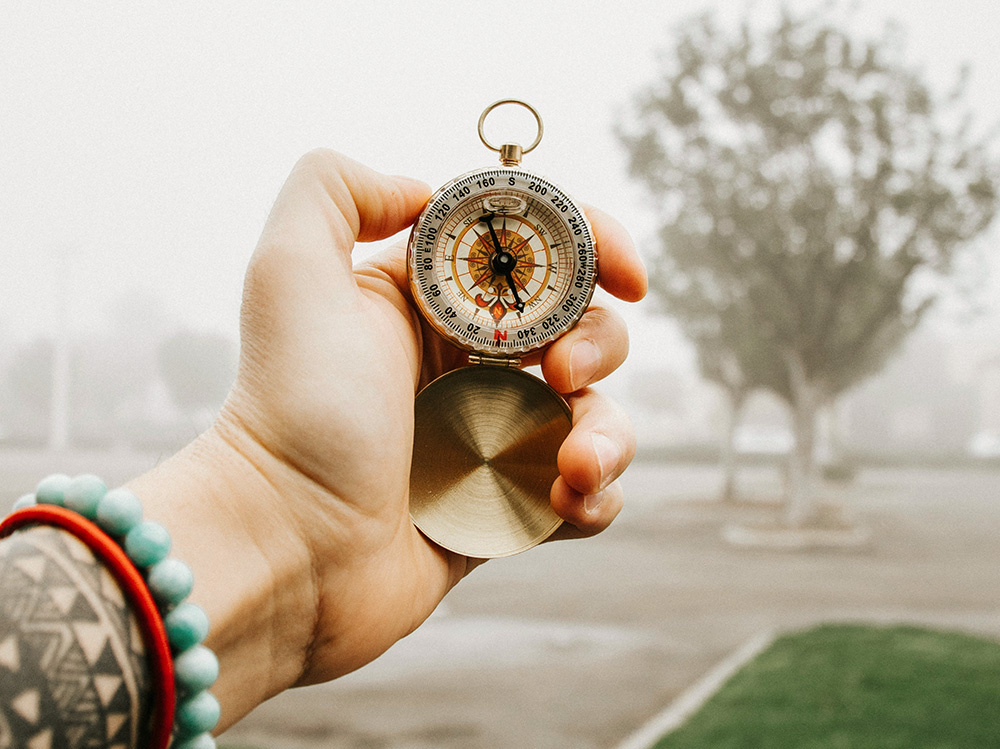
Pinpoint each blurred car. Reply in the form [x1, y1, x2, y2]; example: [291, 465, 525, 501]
[967, 430, 1000, 459]
[733, 424, 794, 455]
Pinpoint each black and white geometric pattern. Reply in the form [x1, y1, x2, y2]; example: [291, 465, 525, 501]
[0, 527, 151, 749]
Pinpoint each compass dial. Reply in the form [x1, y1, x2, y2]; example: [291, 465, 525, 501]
[408, 167, 597, 357]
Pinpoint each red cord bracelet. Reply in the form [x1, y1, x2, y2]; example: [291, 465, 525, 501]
[0, 505, 176, 749]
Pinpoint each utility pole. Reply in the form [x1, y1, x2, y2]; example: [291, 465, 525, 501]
[48, 248, 70, 451]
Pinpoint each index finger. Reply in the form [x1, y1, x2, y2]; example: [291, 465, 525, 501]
[247, 150, 431, 321]
[586, 206, 647, 303]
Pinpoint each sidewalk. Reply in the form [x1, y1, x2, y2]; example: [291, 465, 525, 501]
[221, 461, 1000, 748]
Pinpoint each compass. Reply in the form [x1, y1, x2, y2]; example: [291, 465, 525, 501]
[407, 100, 597, 558]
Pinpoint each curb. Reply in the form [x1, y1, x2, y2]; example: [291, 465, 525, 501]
[615, 629, 776, 749]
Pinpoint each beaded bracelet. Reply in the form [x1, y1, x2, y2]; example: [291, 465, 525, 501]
[1, 474, 220, 749]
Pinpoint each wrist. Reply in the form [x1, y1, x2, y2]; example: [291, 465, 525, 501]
[129, 418, 317, 730]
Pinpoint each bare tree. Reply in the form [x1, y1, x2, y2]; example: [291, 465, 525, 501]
[621, 7, 998, 526]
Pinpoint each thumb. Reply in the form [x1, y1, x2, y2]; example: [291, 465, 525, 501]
[252, 149, 431, 290]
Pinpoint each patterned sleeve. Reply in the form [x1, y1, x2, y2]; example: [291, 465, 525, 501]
[0, 526, 152, 749]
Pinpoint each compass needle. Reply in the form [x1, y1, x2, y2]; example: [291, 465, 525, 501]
[406, 100, 597, 557]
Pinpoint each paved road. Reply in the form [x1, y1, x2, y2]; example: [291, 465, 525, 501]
[217, 461, 1000, 749]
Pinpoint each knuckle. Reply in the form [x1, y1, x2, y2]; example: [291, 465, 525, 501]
[580, 306, 629, 351]
[580, 304, 617, 330]
[294, 147, 344, 177]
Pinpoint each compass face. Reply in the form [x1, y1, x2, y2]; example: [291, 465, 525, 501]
[408, 167, 597, 357]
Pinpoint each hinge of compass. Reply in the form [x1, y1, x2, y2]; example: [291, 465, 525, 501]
[468, 354, 521, 368]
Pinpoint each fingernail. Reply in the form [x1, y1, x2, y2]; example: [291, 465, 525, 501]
[584, 489, 606, 515]
[592, 433, 619, 490]
[569, 340, 600, 391]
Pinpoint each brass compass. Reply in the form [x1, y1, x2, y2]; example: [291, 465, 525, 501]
[407, 100, 597, 558]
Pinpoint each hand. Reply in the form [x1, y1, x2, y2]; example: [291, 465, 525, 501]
[132, 150, 646, 729]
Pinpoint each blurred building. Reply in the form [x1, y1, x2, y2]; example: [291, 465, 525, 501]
[842, 327, 1000, 460]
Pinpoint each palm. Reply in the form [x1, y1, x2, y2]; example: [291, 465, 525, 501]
[234, 233, 474, 683]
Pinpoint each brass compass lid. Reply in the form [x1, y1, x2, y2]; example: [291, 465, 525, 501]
[409, 366, 569, 558]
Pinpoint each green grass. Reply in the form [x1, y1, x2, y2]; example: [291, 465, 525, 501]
[654, 624, 1000, 749]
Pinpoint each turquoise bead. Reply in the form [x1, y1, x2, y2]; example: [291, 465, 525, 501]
[12, 494, 37, 511]
[172, 733, 216, 749]
[35, 474, 72, 506]
[123, 521, 171, 567]
[175, 690, 220, 735]
[147, 558, 194, 605]
[165, 603, 210, 652]
[95, 488, 143, 536]
[63, 474, 107, 519]
[174, 645, 219, 694]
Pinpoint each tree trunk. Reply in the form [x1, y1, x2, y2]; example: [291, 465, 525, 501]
[814, 404, 832, 468]
[720, 388, 746, 503]
[783, 352, 824, 527]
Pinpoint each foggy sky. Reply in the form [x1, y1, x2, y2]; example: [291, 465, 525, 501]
[2, 1, 998, 383]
